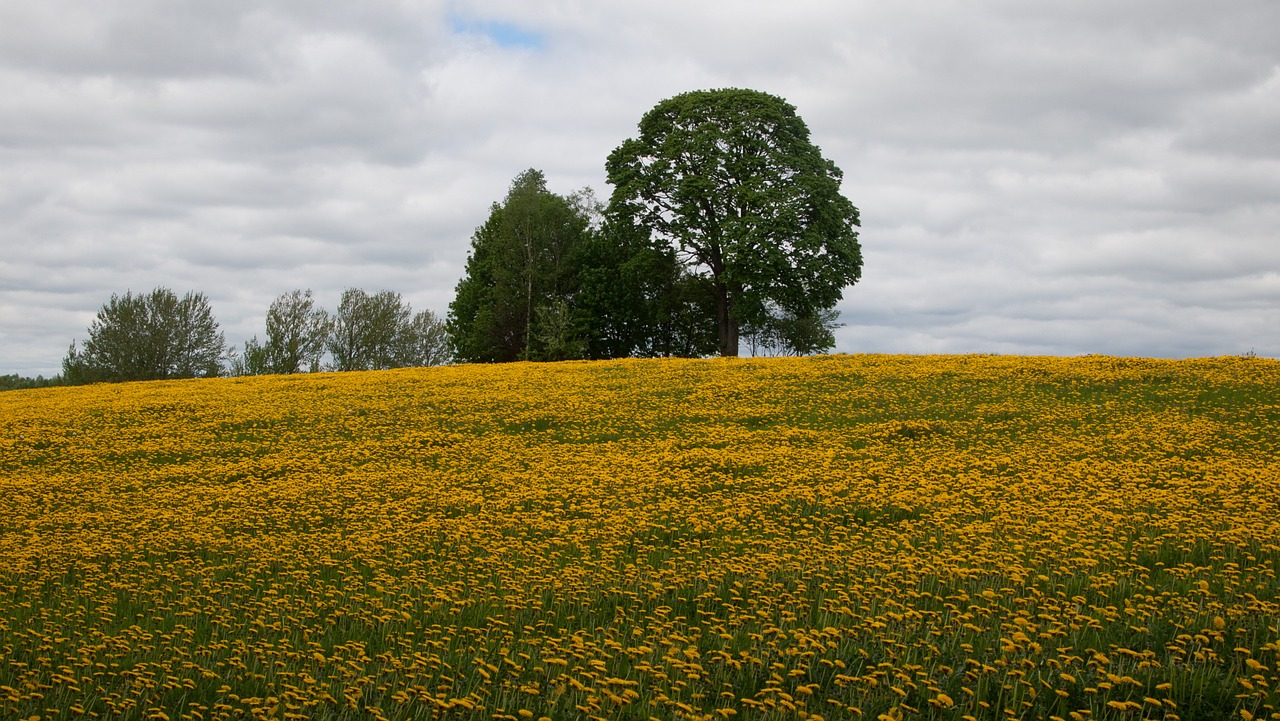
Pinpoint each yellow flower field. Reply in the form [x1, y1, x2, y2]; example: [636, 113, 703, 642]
[2, 354, 1278, 721]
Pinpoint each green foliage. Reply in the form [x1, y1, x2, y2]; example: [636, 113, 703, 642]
[742, 304, 843, 357]
[403, 308, 451, 368]
[229, 289, 446, 376]
[328, 289, 409, 371]
[606, 88, 862, 356]
[62, 288, 225, 383]
[0, 374, 64, 391]
[264, 289, 331, 374]
[574, 213, 718, 359]
[528, 298, 586, 361]
[327, 288, 448, 371]
[448, 169, 594, 363]
[227, 335, 271, 377]
[450, 170, 719, 364]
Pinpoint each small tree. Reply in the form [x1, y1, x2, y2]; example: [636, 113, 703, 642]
[328, 289, 449, 371]
[63, 288, 225, 383]
[400, 309, 452, 367]
[572, 211, 717, 360]
[264, 289, 330, 374]
[328, 289, 399, 371]
[227, 336, 271, 377]
[528, 299, 586, 361]
[742, 304, 842, 357]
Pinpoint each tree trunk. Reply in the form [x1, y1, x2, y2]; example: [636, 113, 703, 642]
[715, 280, 739, 357]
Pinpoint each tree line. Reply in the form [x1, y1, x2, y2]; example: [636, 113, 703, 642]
[13, 88, 862, 387]
[234, 288, 449, 376]
[55, 287, 449, 384]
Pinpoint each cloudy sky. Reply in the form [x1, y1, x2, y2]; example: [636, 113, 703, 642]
[2, 1, 1278, 376]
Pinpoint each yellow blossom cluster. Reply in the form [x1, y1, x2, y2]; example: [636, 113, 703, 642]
[1, 354, 1278, 720]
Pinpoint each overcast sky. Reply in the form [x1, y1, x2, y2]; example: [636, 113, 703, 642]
[2, 1, 1278, 376]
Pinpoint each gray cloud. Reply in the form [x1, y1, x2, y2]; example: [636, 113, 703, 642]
[2, 0, 1278, 376]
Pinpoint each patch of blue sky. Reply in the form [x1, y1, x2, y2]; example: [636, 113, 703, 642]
[451, 18, 546, 51]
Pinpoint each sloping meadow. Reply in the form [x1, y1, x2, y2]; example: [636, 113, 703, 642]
[2, 355, 1278, 721]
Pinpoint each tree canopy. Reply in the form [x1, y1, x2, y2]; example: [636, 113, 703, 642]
[448, 170, 594, 363]
[265, 289, 331, 374]
[63, 288, 225, 383]
[575, 213, 719, 359]
[606, 88, 861, 356]
[326, 289, 448, 372]
[225, 288, 449, 376]
[230, 289, 330, 376]
[448, 169, 722, 363]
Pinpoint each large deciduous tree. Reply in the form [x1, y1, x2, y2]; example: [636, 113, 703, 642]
[605, 88, 862, 356]
[63, 288, 225, 383]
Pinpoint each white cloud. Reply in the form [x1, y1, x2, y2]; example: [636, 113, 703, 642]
[2, 0, 1279, 376]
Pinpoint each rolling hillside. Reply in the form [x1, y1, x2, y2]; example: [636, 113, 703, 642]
[2, 355, 1278, 720]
